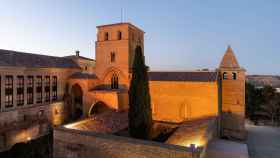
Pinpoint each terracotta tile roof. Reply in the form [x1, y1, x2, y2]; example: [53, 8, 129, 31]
[148, 71, 218, 82]
[69, 72, 98, 79]
[65, 111, 128, 134]
[219, 46, 240, 69]
[0, 49, 80, 69]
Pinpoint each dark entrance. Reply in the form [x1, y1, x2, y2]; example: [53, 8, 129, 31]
[71, 84, 83, 120]
[89, 101, 111, 116]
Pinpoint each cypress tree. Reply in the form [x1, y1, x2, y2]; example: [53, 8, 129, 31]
[128, 46, 152, 139]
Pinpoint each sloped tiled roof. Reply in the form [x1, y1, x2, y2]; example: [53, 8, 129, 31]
[0, 49, 80, 69]
[148, 71, 218, 82]
[65, 111, 128, 134]
[69, 72, 98, 79]
[65, 55, 95, 61]
[219, 46, 240, 69]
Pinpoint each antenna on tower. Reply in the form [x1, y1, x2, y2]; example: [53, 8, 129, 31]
[121, 8, 124, 23]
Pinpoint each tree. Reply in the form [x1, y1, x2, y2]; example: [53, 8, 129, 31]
[246, 82, 257, 119]
[245, 82, 263, 121]
[128, 46, 152, 139]
[257, 94, 280, 125]
[263, 85, 275, 102]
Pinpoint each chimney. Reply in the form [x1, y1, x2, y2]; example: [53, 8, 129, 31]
[75, 50, 80, 57]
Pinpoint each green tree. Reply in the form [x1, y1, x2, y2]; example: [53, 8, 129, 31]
[257, 94, 280, 125]
[245, 82, 265, 122]
[263, 85, 275, 102]
[128, 46, 152, 139]
[246, 82, 257, 118]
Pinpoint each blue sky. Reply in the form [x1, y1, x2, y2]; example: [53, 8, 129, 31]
[0, 0, 279, 75]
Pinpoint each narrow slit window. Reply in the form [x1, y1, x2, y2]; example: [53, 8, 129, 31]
[118, 31, 122, 40]
[111, 52, 116, 63]
[111, 74, 119, 89]
[104, 32, 109, 41]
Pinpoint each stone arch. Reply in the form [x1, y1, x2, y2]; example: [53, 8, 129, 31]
[88, 101, 112, 116]
[70, 83, 84, 120]
[102, 67, 128, 89]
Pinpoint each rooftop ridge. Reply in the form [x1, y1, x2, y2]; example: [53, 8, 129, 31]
[0, 48, 65, 59]
[0, 49, 80, 69]
[64, 55, 95, 61]
[97, 22, 144, 33]
[148, 71, 218, 82]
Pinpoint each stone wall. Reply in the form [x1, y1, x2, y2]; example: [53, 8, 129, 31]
[166, 117, 217, 147]
[54, 127, 201, 158]
[0, 101, 66, 152]
[150, 81, 219, 123]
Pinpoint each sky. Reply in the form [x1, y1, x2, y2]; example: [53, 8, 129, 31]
[0, 0, 279, 75]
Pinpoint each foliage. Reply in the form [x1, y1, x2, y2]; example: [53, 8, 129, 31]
[245, 82, 263, 120]
[128, 46, 153, 139]
[246, 82, 280, 125]
[257, 93, 280, 124]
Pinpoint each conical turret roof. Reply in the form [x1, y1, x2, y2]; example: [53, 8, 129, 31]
[219, 46, 240, 69]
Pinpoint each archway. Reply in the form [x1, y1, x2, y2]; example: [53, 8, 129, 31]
[89, 101, 111, 116]
[71, 84, 83, 120]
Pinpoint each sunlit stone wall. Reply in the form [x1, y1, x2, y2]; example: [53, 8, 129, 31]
[0, 101, 66, 151]
[54, 127, 201, 158]
[150, 81, 219, 123]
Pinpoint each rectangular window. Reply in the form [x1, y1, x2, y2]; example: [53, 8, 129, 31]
[52, 76, 57, 101]
[27, 76, 34, 104]
[223, 72, 228, 80]
[45, 76, 50, 102]
[232, 72, 237, 80]
[5, 76, 13, 108]
[36, 76, 42, 103]
[17, 76, 24, 106]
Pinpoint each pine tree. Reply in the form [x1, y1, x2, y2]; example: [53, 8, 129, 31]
[128, 46, 152, 139]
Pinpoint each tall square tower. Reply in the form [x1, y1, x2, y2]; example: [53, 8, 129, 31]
[219, 46, 246, 140]
[95, 23, 144, 89]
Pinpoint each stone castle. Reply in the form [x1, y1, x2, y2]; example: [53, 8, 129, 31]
[0, 22, 245, 153]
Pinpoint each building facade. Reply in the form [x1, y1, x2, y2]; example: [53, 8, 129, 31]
[0, 22, 246, 151]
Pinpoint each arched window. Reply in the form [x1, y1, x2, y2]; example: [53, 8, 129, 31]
[118, 31, 122, 40]
[111, 52, 116, 62]
[223, 72, 228, 80]
[232, 72, 237, 80]
[104, 32, 109, 41]
[111, 74, 119, 89]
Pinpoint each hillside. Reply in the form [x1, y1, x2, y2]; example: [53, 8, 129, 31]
[246, 75, 280, 87]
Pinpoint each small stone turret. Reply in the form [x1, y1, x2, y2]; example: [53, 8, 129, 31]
[219, 46, 246, 140]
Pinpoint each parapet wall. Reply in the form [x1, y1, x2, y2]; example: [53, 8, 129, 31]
[0, 101, 66, 152]
[54, 127, 201, 158]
